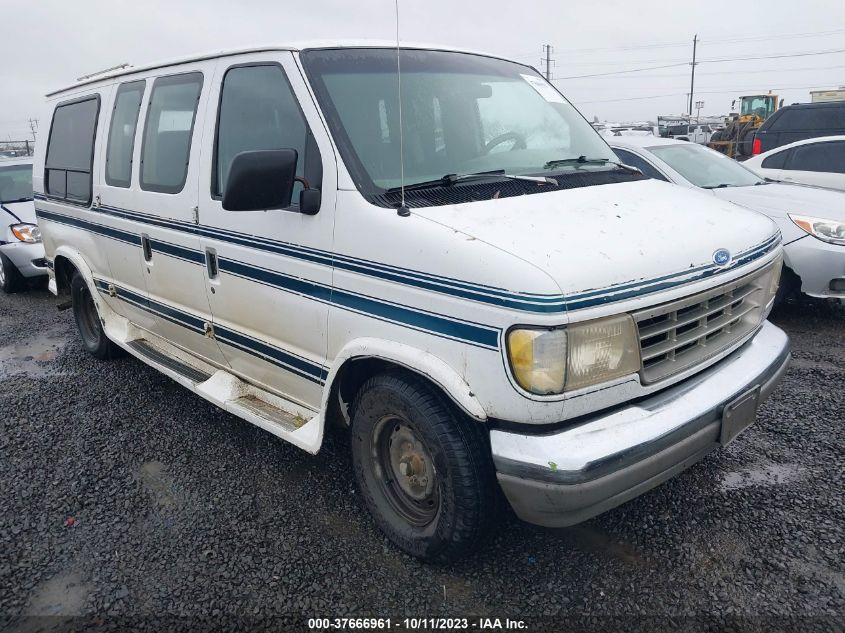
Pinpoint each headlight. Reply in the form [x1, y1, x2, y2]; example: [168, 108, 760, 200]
[10, 223, 41, 244]
[507, 315, 641, 395]
[565, 315, 641, 391]
[788, 214, 845, 246]
[507, 327, 567, 395]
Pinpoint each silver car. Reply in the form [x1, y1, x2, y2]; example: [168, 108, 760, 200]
[0, 158, 47, 292]
[609, 136, 845, 302]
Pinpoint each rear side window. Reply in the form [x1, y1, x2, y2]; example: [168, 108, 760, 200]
[769, 106, 845, 131]
[105, 81, 145, 188]
[761, 149, 789, 169]
[140, 72, 203, 193]
[45, 95, 100, 203]
[213, 64, 313, 199]
[613, 148, 669, 182]
[786, 141, 845, 174]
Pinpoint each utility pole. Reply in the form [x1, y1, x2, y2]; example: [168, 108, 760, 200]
[688, 34, 698, 117]
[541, 44, 554, 81]
[28, 118, 38, 141]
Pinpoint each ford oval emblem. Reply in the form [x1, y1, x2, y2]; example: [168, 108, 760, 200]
[713, 248, 732, 266]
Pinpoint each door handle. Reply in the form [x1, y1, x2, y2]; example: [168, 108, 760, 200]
[205, 248, 219, 280]
[141, 234, 152, 262]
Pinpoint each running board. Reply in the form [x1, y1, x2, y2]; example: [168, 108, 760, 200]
[127, 340, 212, 384]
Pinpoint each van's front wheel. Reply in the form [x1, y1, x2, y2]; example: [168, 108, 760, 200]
[350, 372, 494, 562]
[70, 271, 119, 360]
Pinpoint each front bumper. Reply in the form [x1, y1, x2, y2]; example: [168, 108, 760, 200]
[0, 241, 48, 278]
[490, 321, 790, 528]
[784, 236, 845, 298]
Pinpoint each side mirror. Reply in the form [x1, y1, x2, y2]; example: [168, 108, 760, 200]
[222, 149, 297, 212]
[299, 187, 321, 215]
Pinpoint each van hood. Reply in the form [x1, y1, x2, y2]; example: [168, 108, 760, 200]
[709, 181, 845, 243]
[412, 179, 780, 304]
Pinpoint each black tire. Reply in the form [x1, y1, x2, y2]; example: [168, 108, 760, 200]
[0, 252, 24, 293]
[774, 266, 801, 307]
[709, 130, 724, 143]
[350, 371, 495, 562]
[738, 125, 757, 157]
[70, 270, 119, 359]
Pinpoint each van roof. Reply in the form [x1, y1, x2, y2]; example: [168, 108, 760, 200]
[47, 41, 519, 98]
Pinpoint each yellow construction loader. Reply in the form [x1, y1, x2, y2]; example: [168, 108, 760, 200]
[708, 92, 780, 158]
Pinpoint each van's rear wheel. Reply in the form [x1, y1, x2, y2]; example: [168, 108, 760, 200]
[70, 271, 118, 360]
[350, 372, 494, 562]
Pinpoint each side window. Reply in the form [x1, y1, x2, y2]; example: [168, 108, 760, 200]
[45, 95, 100, 204]
[214, 64, 316, 201]
[761, 149, 789, 169]
[786, 141, 845, 174]
[140, 72, 203, 193]
[105, 80, 145, 188]
[613, 148, 669, 182]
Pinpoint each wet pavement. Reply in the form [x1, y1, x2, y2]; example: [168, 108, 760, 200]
[0, 289, 843, 630]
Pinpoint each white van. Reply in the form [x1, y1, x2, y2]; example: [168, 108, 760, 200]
[35, 43, 790, 561]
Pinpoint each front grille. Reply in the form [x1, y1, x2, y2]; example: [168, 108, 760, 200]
[633, 262, 777, 384]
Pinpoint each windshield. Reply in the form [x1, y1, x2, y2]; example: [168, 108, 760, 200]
[301, 49, 614, 193]
[740, 96, 775, 119]
[647, 144, 764, 188]
[0, 164, 33, 202]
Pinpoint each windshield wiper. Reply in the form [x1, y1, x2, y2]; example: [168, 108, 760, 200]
[701, 183, 732, 189]
[543, 156, 641, 174]
[385, 170, 557, 194]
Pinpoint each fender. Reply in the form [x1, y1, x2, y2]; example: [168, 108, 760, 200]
[320, 337, 488, 426]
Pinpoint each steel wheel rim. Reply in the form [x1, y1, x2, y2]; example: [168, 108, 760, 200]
[371, 414, 440, 527]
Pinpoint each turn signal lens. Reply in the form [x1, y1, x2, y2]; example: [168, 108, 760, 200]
[507, 328, 567, 395]
[10, 223, 41, 243]
[565, 315, 640, 391]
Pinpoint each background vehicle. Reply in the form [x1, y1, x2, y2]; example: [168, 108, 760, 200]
[657, 115, 712, 144]
[610, 136, 845, 303]
[0, 158, 47, 292]
[810, 88, 845, 103]
[709, 93, 780, 158]
[752, 101, 845, 155]
[744, 135, 845, 191]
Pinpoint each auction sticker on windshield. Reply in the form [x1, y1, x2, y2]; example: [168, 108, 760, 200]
[520, 74, 565, 103]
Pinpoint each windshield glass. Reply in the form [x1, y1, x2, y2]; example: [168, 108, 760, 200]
[0, 163, 33, 202]
[647, 144, 763, 188]
[740, 96, 775, 119]
[301, 49, 615, 193]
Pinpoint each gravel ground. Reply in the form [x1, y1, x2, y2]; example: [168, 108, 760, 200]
[0, 288, 842, 631]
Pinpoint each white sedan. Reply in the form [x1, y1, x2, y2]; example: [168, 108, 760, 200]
[0, 158, 47, 293]
[609, 136, 845, 302]
[743, 135, 845, 192]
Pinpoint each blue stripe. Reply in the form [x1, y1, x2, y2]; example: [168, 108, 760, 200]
[94, 278, 327, 384]
[219, 258, 501, 350]
[149, 238, 205, 264]
[37, 208, 140, 246]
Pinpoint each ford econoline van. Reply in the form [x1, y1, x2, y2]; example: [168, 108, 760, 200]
[35, 43, 790, 561]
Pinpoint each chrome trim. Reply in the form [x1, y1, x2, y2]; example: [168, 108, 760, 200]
[633, 260, 778, 384]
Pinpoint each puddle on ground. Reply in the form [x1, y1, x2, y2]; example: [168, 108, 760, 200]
[24, 571, 91, 616]
[138, 461, 175, 506]
[721, 462, 804, 491]
[550, 525, 652, 567]
[0, 325, 68, 377]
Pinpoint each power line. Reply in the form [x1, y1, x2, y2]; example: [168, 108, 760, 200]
[573, 83, 834, 105]
[556, 47, 845, 79]
[562, 63, 845, 80]
[531, 28, 845, 56]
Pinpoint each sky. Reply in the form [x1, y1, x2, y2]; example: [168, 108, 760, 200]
[1, 0, 844, 141]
